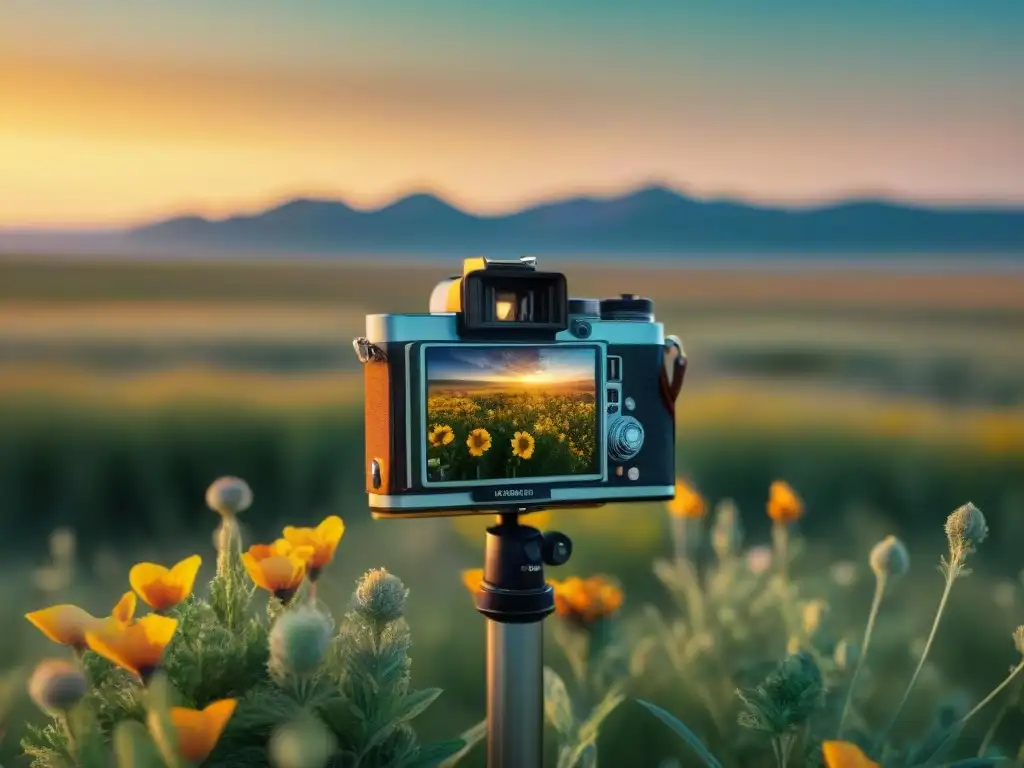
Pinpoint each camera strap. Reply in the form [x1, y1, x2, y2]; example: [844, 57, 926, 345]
[658, 335, 687, 417]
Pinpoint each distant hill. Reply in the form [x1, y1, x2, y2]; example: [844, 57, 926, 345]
[119, 185, 1024, 255]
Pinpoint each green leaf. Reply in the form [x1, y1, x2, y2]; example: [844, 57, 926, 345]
[392, 687, 444, 725]
[557, 741, 598, 768]
[404, 739, 467, 767]
[438, 719, 487, 768]
[577, 686, 626, 744]
[635, 699, 724, 768]
[543, 667, 575, 736]
[363, 688, 444, 754]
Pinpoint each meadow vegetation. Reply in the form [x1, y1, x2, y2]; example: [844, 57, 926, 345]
[1, 257, 1023, 766]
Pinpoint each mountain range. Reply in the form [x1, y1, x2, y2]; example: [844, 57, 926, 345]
[51, 185, 1024, 255]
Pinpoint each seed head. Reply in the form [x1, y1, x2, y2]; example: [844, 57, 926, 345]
[944, 502, 988, 557]
[1013, 626, 1024, 657]
[353, 568, 407, 625]
[28, 658, 88, 715]
[205, 476, 253, 517]
[269, 605, 334, 679]
[869, 535, 910, 581]
[270, 716, 336, 768]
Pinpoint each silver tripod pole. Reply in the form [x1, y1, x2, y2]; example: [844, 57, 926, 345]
[486, 620, 544, 768]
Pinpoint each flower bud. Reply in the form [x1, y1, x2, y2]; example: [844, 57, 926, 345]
[28, 658, 88, 715]
[869, 535, 910, 580]
[269, 606, 333, 679]
[1013, 626, 1024, 657]
[944, 502, 988, 555]
[205, 476, 253, 517]
[833, 639, 859, 672]
[353, 568, 407, 625]
[270, 716, 336, 768]
[801, 600, 830, 636]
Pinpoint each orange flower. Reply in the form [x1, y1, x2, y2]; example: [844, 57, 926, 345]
[461, 568, 484, 597]
[26, 592, 138, 651]
[85, 614, 178, 682]
[550, 575, 623, 626]
[129, 555, 202, 611]
[667, 479, 706, 519]
[767, 480, 804, 524]
[242, 540, 314, 603]
[281, 516, 345, 579]
[822, 741, 880, 768]
[169, 699, 237, 763]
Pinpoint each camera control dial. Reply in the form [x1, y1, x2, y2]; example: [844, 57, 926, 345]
[607, 415, 645, 462]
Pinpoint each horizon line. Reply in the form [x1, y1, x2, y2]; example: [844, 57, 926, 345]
[6, 179, 1024, 233]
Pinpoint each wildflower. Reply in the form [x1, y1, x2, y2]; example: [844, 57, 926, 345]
[1014, 625, 1024, 656]
[462, 568, 484, 597]
[26, 591, 137, 651]
[205, 476, 253, 517]
[869, 536, 910, 581]
[550, 575, 623, 626]
[242, 540, 314, 604]
[269, 605, 334, 679]
[667, 479, 706, 519]
[511, 430, 536, 460]
[281, 516, 345, 581]
[745, 545, 773, 575]
[168, 699, 237, 763]
[767, 480, 803, 524]
[84, 614, 179, 682]
[27, 658, 88, 715]
[467, 428, 492, 457]
[129, 554, 202, 611]
[427, 424, 455, 447]
[353, 568, 407, 625]
[821, 741, 880, 768]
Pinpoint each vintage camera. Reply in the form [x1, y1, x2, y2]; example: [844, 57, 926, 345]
[354, 256, 687, 518]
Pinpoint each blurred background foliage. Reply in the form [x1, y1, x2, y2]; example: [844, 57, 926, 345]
[1, 256, 1023, 766]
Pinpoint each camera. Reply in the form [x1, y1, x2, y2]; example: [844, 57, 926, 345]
[354, 256, 687, 518]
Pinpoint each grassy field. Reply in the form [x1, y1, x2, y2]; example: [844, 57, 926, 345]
[1, 256, 1024, 766]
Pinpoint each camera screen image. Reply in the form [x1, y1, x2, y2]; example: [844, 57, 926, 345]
[422, 344, 602, 486]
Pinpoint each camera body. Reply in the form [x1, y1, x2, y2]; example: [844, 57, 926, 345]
[356, 256, 686, 518]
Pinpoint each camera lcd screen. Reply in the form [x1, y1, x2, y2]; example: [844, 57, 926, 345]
[422, 344, 601, 486]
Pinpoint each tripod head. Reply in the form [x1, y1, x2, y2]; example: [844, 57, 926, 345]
[477, 511, 573, 622]
[473, 509, 573, 768]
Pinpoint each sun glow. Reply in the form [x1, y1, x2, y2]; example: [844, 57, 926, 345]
[517, 372, 557, 385]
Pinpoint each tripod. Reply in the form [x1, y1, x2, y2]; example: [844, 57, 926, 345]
[474, 511, 573, 768]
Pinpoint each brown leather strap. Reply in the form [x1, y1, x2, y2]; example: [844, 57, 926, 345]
[659, 336, 687, 418]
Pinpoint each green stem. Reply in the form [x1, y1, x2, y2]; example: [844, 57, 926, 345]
[838, 575, 888, 736]
[877, 566, 958, 748]
[928, 660, 1024, 762]
[976, 678, 1022, 757]
[772, 522, 790, 582]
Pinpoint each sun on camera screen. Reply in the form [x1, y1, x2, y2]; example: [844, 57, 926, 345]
[423, 345, 600, 485]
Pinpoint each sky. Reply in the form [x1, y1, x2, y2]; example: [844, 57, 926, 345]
[426, 347, 595, 384]
[2, 0, 1023, 228]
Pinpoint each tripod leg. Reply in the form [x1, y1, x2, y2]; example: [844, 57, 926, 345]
[487, 619, 544, 768]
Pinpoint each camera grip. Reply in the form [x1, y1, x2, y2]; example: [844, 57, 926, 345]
[364, 362, 394, 494]
[658, 335, 687, 418]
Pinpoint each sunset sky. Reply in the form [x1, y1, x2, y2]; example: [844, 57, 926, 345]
[2, 0, 1023, 228]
